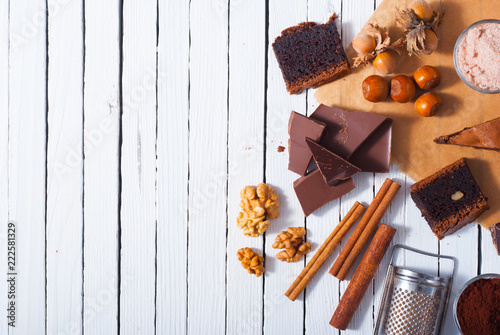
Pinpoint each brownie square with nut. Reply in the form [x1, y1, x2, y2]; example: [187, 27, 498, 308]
[410, 158, 488, 240]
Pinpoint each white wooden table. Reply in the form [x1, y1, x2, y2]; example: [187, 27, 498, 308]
[0, 0, 498, 334]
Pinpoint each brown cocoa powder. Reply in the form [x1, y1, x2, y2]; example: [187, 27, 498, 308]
[456, 277, 500, 335]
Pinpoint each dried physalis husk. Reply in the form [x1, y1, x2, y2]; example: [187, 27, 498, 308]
[395, 0, 445, 57]
[352, 22, 405, 68]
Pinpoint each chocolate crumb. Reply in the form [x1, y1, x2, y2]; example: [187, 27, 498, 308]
[277, 145, 285, 153]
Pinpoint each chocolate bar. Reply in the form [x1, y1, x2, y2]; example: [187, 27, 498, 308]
[309, 105, 392, 173]
[293, 169, 355, 217]
[288, 111, 326, 175]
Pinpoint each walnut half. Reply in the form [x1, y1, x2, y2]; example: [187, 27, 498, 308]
[276, 242, 311, 263]
[237, 183, 280, 237]
[273, 227, 311, 262]
[272, 227, 306, 249]
[237, 247, 265, 277]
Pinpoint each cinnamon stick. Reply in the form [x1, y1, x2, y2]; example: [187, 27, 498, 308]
[329, 178, 400, 280]
[330, 224, 396, 330]
[285, 201, 365, 301]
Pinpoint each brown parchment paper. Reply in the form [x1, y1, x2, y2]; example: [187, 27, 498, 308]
[315, 0, 500, 228]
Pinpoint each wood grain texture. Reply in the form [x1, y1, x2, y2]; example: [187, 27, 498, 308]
[8, 0, 47, 333]
[336, 1, 379, 332]
[440, 224, 478, 335]
[265, 1, 307, 334]
[46, 0, 84, 333]
[0, 2, 8, 334]
[156, 0, 189, 334]
[187, 1, 228, 333]
[304, 2, 342, 334]
[481, 228, 499, 274]
[83, 0, 121, 333]
[120, 0, 157, 332]
[226, 1, 266, 334]
[0, 1, 498, 334]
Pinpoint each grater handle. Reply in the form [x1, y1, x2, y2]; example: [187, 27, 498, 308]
[389, 244, 457, 279]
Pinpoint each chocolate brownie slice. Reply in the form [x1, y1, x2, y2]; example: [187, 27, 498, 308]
[272, 14, 350, 94]
[410, 158, 488, 239]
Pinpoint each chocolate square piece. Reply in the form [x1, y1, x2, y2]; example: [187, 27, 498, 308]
[288, 111, 326, 175]
[272, 14, 350, 94]
[306, 138, 360, 186]
[347, 119, 393, 173]
[489, 222, 500, 255]
[309, 105, 392, 173]
[293, 169, 355, 217]
[411, 158, 489, 240]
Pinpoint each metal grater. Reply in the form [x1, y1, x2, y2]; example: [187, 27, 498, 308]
[374, 245, 457, 335]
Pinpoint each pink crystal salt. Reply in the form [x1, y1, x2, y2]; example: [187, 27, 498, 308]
[457, 23, 500, 91]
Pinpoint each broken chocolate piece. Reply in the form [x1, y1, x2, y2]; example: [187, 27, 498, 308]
[490, 222, 500, 255]
[288, 111, 326, 175]
[348, 119, 393, 173]
[410, 158, 488, 240]
[309, 104, 392, 173]
[306, 138, 360, 186]
[309, 104, 387, 159]
[293, 169, 355, 217]
[434, 117, 500, 151]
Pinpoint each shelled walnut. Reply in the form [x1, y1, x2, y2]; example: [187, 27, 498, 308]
[273, 227, 311, 262]
[272, 227, 306, 249]
[237, 247, 265, 277]
[237, 183, 280, 237]
[276, 242, 311, 263]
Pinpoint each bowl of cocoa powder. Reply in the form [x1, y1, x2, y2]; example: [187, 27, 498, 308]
[454, 19, 500, 94]
[453, 273, 500, 335]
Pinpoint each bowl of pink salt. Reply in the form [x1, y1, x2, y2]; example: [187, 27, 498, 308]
[454, 19, 500, 94]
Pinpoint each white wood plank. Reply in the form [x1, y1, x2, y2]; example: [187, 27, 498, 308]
[188, 0, 228, 334]
[46, 0, 84, 333]
[265, 1, 307, 334]
[156, 0, 189, 334]
[481, 227, 500, 274]
[440, 222, 478, 335]
[305, 1, 343, 334]
[404, 176, 440, 274]
[336, 2, 377, 333]
[187, 1, 228, 333]
[226, 1, 266, 335]
[83, 0, 121, 333]
[120, 0, 157, 333]
[8, 0, 47, 333]
[0, 1, 8, 334]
